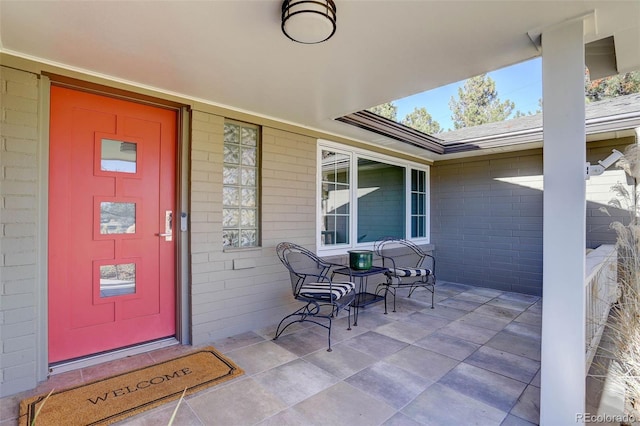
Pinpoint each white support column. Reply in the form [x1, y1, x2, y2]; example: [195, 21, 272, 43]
[540, 19, 587, 424]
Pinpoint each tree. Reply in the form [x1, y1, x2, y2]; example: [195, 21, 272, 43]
[368, 102, 398, 121]
[401, 107, 442, 134]
[585, 70, 640, 102]
[514, 98, 543, 118]
[448, 74, 515, 129]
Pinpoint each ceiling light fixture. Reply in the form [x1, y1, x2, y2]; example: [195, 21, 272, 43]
[281, 0, 337, 44]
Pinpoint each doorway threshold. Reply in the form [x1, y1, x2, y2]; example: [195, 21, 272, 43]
[48, 337, 179, 376]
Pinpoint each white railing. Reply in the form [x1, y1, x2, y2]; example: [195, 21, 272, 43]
[585, 244, 618, 373]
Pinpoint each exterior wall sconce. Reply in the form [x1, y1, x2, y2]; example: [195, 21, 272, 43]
[585, 149, 624, 179]
[281, 0, 337, 44]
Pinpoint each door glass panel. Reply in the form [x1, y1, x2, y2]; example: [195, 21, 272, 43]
[100, 202, 136, 234]
[101, 139, 137, 173]
[100, 263, 136, 297]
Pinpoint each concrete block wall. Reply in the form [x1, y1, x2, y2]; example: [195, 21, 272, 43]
[431, 150, 545, 295]
[189, 115, 316, 344]
[585, 138, 636, 248]
[0, 66, 40, 396]
[432, 139, 635, 296]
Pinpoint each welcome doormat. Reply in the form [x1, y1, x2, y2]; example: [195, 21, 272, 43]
[18, 346, 244, 426]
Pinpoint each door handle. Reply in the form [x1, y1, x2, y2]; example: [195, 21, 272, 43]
[158, 210, 172, 241]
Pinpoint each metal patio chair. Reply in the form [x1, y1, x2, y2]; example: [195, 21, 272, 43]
[374, 237, 436, 313]
[275, 242, 356, 351]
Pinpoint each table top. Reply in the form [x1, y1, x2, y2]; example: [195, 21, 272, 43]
[333, 265, 388, 277]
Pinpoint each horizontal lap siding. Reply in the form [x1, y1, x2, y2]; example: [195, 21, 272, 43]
[0, 66, 40, 396]
[189, 117, 315, 344]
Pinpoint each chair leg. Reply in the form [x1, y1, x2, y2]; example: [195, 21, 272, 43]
[326, 316, 332, 352]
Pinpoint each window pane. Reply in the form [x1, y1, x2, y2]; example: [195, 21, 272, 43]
[321, 150, 350, 246]
[100, 202, 136, 234]
[357, 158, 405, 243]
[411, 169, 427, 238]
[100, 263, 135, 297]
[101, 139, 137, 173]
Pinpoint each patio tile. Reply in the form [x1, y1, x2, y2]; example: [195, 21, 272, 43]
[415, 330, 481, 361]
[487, 298, 533, 312]
[504, 322, 541, 340]
[526, 301, 543, 314]
[252, 358, 339, 406]
[402, 383, 507, 425]
[509, 384, 540, 424]
[225, 340, 298, 375]
[188, 377, 287, 425]
[381, 411, 424, 426]
[292, 381, 396, 426]
[271, 326, 333, 356]
[210, 331, 266, 353]
[513, 311, 542, 327]
[342, 331, 408, 358]
[384, 345, 459, 382]
[255, 407, 309, 426]
[419, 304, 469, 320]
[530, 368, 541, 387]
[352, 309, 395, 330]
[437, 298, 483, 312]
[500, 414, 538, 426]
[467, 287, 505, 298]
[345, 361, 431, 409]
[438, 282, 474, 293]
[402, 311, 452, 332]
[457, 311, 512, 331]
[496, 292, 540, 305]
[438, 320, 500, 345]
[303, 343, 378, 380]
[454, 291, 495, 304]
[474, 304, 521, 321]
[465, 346, 540, 383]
[375, 319, 436, 343]
[485, 330, 541, 361]
[255, 320, 313, 341]
[438, 363, 527, 412]
[122, 400, 203, 426]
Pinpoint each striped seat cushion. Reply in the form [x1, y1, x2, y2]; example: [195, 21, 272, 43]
[299, 281, 355, 300]
[388, 268, 431, 277]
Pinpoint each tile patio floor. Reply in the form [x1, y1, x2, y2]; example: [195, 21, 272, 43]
[1, 281, 542, 426]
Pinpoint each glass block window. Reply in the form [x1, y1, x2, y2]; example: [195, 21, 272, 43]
[223, 121, 260, 248]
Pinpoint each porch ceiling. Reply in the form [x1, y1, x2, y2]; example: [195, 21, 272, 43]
[1, 1, 639, 161]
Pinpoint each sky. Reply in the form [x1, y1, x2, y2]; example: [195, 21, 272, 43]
[394, 57, 542, 132]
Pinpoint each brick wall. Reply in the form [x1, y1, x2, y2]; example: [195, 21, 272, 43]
[0, 66, 40, 396]
[189, 116, 316, 344]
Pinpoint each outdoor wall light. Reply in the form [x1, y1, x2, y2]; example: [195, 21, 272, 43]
[585, 149, 624, 179]
[281, 0, 337, 44]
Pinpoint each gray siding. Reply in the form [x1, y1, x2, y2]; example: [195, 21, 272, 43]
[432, 139, 635, 296]
[0, 66, 41, 396]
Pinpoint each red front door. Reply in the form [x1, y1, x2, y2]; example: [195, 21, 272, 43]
[48, 86, 177, 363]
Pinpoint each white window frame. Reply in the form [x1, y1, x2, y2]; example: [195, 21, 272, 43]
[317, 139, 430, 256]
